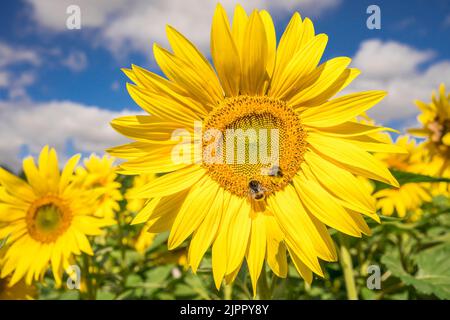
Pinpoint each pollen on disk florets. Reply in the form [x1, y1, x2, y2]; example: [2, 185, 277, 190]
[202, 95, 307, 198]
[26, 195, 73, 243]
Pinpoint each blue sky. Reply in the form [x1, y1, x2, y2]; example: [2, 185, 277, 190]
[0, 0, 449, 169]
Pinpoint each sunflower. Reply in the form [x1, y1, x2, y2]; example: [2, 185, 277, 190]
[108, 4, 400, 294]
[0, 277, 35, 300]
[409, 83, 450, 173]
[75, 154, 123, 219]
[373, 136, 431, 219]
[0, 146, 114, 286]
[126, 174, 156, 213]
[134, 229, 156, 254]
[127, 174, 157, 253]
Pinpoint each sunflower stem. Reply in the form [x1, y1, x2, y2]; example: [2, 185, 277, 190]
[338, 234, 358, 300]
[82, 254, 95, 300]
[224, 283, 233, 300]
[257, 269, 271, 300]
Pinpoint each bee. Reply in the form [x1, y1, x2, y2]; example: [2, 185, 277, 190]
[248, 180, 266, 201]
[261, 165, 283, 178]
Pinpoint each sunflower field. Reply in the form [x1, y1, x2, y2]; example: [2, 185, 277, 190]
[0, 3, 449, 301]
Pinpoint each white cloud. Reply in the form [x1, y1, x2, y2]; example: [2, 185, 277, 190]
[346, 39, 450, 128]
[0, 72, 9, 88]
[352, 40, 434, 79]
[9, 73, 36, 100]
[61, 51, 88, 72]
[0, 42, 90, 100]
[0, 42, 41, 67]
[25, 0, 341, 56]
[0, 71, 36, 101]
[25, 0, 125, 31]
[0, 100, 131, 171]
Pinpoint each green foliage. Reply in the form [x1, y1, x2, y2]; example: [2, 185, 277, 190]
[382, 245, 450, 299]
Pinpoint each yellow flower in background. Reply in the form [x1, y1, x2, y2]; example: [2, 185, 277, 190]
[134, 228, 156, 254]
[0, 250, 36, 300]
[126, 174, 156, 213]
[134, 228, 188, 270]
[410, 83, 450, 172]
[75, 155, 123, 219]
[0, 146, 114, 286]
[152, 248, 188, 270]
[0, 277, 35, 300]
[422, 156, 450, 198]
[108, 4, 401, 294]
[374, 136, 432, 219]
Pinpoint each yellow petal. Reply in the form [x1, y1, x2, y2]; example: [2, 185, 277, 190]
[231, 4, 248, 60]
[343, 135, 407, 154]
[59, 154, 81, 193]
[288, 57, 351, 106]
[189, 188, 224, 273]
[246, 213, 267, 296]
[226, 198, 251, 273]
[126, 83, 201, 126]
[293, 176, 363, 237]
[119, 144, 191, 174]
[240, 10, 268, 95]
[267, 185, 325, 276]
[166, 25, 223, 100]
[298, 68, 362, 112]
[270, 34, 328, 99]
[265, 214, 287, 278]
[312, 121, 398, 137]
[168, 177, 219, 249]
[23, 157, 46, 195]
[0, 168, 35, 202]
[128, 165, 205, 199]
[110, 115, 192, 144]
[211, 4, 241, 97]
[212, 191, 235, 289]
[271, 13, 303, 85]
[307, 133, 399, 187]
[154, 44, 220, 107]
[259, 10, 276, 79]
[130, 64, 208, 116]
[286, 245, 313, 284]
[131, 198, 161, 225]
[301, 91, 386, 128]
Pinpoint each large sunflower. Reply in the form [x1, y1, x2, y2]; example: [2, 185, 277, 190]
[75, 154, 123, 219]
[0, 146, 114, 286]
[109, 4, 399, 293]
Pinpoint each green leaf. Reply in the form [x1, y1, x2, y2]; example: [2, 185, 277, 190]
[145, 265, 173, 283]
[96, 290, 116, 300]
[381, 245, 450, 299]
[125, 274, 142, 287]
[375, 169, 450, 192]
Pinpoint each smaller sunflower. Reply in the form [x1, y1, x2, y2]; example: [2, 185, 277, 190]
[373, 136, 432, 219]
[134, 229, 156, 254]
[126, 174, 156, 214]
[0, 146, 114, 286]
[0, 277, 35, 300]
[75, 155, 123, 219]
[409, 83, 450, 172]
